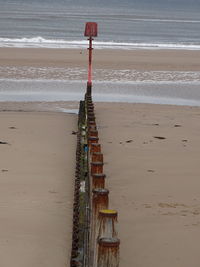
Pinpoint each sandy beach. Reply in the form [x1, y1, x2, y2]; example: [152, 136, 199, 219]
[0, 111, 76, 267]
[1, 46, 200, 266]
[1, 101, 200, 267]
[96, 102, 200, 267]
[1, 0, 200, 264]
[0, 47, 200, 72]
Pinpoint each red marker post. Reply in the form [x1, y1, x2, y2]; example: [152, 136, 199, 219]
[84, 22, 98, 95]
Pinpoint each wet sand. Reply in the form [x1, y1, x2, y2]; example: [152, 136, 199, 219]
[0, 47, 200, 71]
[0, 111, 76, 267]
[96, 102, 200, 267]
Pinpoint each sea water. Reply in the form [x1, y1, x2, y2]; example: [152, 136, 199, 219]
[0, 0, 200, 105]
[1, 0, 200, 49]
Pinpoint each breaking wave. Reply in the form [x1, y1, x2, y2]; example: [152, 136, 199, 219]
[0, 37, 200, 50]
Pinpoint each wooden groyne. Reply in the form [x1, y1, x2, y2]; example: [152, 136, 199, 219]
[70, 87, 120, 267]
[70, 99, 90, 266]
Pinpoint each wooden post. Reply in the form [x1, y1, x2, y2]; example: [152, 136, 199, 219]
[98, 209, 118, 239]
[91, 189, 109, 267]
[92, 152, 103, 162]
[88, 120, 96, 127]
[88, 125, 97, 131]
[89, 130, 98, 137]
[91, 161, 104, 174]
[87, 107, 94, 113]
[92, 173, 106, 189]
[97, 237, 120, 267]
[96, 210, 119, 267]
[88, 137, 99, 147]
[90, 143, 101, 153]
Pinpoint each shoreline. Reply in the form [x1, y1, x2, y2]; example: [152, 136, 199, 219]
[0, 101, 79, 113]
[0, 46, 200, 106]
[0, 101, 199, 112]
[1, 83, 200, 106]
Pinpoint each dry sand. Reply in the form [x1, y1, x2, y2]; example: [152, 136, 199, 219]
[0, 47, 200, 71]
[0, 111, 76, 267]
[96, 102, 200, 267]
[2, 102, 200, 267]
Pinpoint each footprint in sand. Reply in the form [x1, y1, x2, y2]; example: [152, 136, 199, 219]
[147, 170, 155, 173]
[161, 212, 177, 216]
[55, 201, 63, 204]
[144, 204, 152, 208]
[9, 126, 17, 129]
[153, 136, 166, 140]
[192, 210, 200, 215]
[49, 190, 58, 194]
[0, 141, 9, 145]
[158, 203, 187, 208]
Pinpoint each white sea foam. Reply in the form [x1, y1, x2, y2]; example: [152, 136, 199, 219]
[1, 66, 200, 83]
[128, 18, 200, 24]
[0, 37, 200, 50]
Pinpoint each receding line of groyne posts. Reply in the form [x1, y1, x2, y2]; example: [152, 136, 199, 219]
[70, 86, 120, 267]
